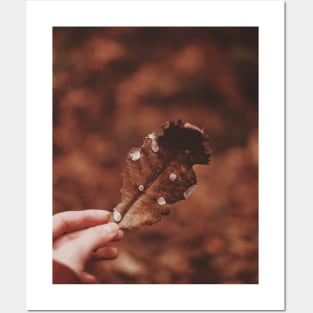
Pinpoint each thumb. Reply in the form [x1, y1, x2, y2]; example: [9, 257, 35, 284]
[79, 223, 119, 253]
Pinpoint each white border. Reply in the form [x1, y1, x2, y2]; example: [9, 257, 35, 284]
[27, 0, 285, 310]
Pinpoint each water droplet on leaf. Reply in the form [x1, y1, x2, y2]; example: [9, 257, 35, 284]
[157, 197, 167, 205]
[151, 140, 159, 152]
[169, 173, 177, 182]
[147, 132, 159, 152]
[113, 209, 122, 222]
[129, 148, 141, 161]
[147, 132, 157, 140]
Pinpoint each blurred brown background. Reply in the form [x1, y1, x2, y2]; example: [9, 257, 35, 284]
[53, 27, 258, 284]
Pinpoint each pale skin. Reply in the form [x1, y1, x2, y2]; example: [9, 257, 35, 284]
[53, 209, 123, 283]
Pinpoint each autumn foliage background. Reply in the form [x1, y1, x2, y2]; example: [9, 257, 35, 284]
[53, 27, 258, 284]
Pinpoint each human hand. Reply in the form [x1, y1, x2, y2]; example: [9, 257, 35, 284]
[53, 209, 123, 283]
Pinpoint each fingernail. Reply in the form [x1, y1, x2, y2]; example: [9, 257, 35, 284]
[106, 222, 119, 233]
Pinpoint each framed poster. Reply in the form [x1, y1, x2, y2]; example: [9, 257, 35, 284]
[27, 0, 285, 310]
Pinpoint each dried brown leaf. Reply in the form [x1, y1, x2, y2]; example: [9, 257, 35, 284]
[109, 120, 211, 230]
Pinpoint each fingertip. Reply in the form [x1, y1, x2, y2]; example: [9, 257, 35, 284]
[53, 209, 113, 239]
[106, 222, 119, 233]
[92, 246, 119, 260]
[114, 229, 124, 240]
[80, 272, 98, 284]
[89, 209, 111, 219]
[86, 222, 120, 251]
[97, 246, 119, 257]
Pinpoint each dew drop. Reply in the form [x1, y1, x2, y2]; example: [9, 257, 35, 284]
[151, 140, 159, 152]
[147, 132, 159, 152]
[147, 132, 157, 140]
[129, 148, 141, 161]
[169, 173, 177, 182]
[183, 184, 197, 199]
[113, 209, 122, 222]
[138, 184, 144, 192]
[157, 197, 166, 205]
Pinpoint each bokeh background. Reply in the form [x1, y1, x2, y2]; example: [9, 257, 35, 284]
[53, 27, 258, 284]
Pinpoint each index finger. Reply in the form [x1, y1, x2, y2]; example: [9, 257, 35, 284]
[53, 209, 111, 240]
